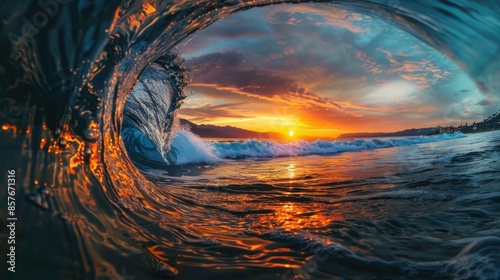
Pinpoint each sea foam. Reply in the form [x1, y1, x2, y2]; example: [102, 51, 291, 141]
[165, 129, 467, 165]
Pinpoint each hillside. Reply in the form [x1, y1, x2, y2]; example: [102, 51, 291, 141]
[179, 119, 285, 139]
[337, 127, 439, 139]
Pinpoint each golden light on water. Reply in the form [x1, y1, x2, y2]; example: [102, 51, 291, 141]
[287, 162, 295, 179]
[1, 124, 17, 133]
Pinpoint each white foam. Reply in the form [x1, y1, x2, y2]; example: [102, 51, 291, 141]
[169, 130, 220, 164]
[167, 130, 466, 165]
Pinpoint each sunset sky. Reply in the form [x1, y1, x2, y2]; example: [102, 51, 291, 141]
[175, 3, 496, 138]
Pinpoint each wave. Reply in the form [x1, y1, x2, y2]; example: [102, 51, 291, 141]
[122, 55, 187, 163]
[254, 230, 500, 280]
[159, 130, 466, 165]
[1, 0, 500, 279]
[125, 126, 466, 165]
[311, 189, 457, 203]
[212, 132, 467, 159]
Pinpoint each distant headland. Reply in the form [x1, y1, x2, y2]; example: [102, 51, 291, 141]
[179, 119, 285, 139]
[337, 108, 500, 139]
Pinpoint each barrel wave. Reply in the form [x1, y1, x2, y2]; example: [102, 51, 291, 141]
[1, 0, 500, 279]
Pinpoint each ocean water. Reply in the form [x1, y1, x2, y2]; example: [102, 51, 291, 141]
[2, 128, 500, 279]
[1, 0, 500, 279]
[121, 129, 500, 280]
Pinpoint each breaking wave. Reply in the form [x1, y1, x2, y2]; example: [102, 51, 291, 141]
[1, 0, 499, 279]
[125, 125, 467, 165]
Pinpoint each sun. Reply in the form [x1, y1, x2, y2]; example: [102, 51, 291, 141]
[288, 130, 294, 137]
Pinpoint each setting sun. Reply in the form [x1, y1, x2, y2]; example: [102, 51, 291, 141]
[289, 130, 294, 137]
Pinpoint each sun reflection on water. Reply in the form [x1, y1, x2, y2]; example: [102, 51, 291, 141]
[287, 162, 295, 179]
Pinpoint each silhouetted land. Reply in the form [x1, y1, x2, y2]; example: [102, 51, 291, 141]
[179, 119, 285, 139]
[338, 109, 500, 139]
[336, 128, 438, 139]
[437, 109, 500, 134]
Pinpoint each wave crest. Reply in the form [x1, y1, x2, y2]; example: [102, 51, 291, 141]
[125, 125, 466, 165]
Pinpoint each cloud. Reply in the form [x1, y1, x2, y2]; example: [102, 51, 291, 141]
[175, 3, 486, 134]
[263, 3, 364, 33]
[186, 51, 245, 71]
[177, 103, 250, 123]
[187, 51, 358, 115]
[476, 99, 495, 106]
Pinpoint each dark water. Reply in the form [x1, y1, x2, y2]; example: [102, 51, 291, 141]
[1, 0, 500, 279]
[127, 130, 500, 280]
